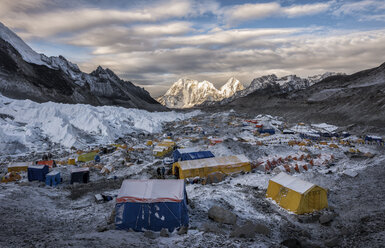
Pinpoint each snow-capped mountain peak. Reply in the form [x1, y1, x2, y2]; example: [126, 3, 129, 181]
[158, 77, 244, 108]
[0, 22, 49, 67]
[220, 77, 244, 98]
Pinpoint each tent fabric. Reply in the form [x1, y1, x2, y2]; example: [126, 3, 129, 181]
[153, 140, 175, 157]
[77, 152, 98, 162]
[173, 149, 215, 162]
[115, 179, 188, 232]
[266, 172, 328, 214]
[270, 172, 314, 194]
[8, 162, 30, 172]
[28, 165, 49, 182]
[172, 155, 251, 179]
[117, 179, 185, 203]
[37, 160, 56, 168]
[70, 167, 90, 184]
[45, 171, 61, 187]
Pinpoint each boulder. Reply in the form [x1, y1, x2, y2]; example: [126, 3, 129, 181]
[281, 238, 302, 248]
[160, 228, 169, 237]
[324, 236, 341, 247]
[201, 222, 223, 234]
[205, 172, 226, 184]
[254, 223, 270, 236]
[208, 205, 237, 225]
[230, 223, 256, 239]
[343, 170, 358, 178]
[144, 230, 156, 239]
[177, 226, 188, 235]
[319, 212, 335, 225]
[230, 222, 270, 238]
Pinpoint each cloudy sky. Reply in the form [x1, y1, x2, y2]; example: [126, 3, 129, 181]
[1, 0, 385, 96]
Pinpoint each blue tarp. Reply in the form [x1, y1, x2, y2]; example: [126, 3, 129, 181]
[45, 171, 61, 187]
[28, 165, 49, 182]
[258, 128, 276, 135]
[115, 200, 189, 232]
[300, 133, 321, 140]
[365, 136, 383, 142]
[173, 150, 215, 162]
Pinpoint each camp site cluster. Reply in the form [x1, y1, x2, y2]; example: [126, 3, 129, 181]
[1, 113, 383, 234]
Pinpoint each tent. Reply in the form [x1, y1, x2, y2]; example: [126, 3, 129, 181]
[1, 172, 22, 183]
[8, 162, 30, 173]
[77, 152, 98, 162]
[172, 155, 251, 179]
[153, 139, 175, 157]
[37, 160, 56, 169]
[28, 165, 49, 182]
[173, 148, 215, 162]
[115, 179, 189, 232]
[266, 172, 328, 214]
[258, 128, 276, 135]
[70, 167, 90, 184]
[45, 171, 61, 187]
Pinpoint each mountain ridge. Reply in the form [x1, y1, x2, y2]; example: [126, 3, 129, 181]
[0, 22, 166, 111]
[157, 77, 244, 108]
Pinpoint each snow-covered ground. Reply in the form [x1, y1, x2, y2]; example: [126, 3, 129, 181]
[0, 107, 384, 248]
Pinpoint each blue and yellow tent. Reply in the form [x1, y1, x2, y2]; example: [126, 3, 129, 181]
[115, 179, 188, 232]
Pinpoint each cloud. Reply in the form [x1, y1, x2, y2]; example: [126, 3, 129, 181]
[226, 2, 281, 23]
[225, 2, 332, 24]
[76, 27, 385, 96]
[283, 3, 331, 17]
[333, 0, 385, 16]
[1, 0, 192, 38]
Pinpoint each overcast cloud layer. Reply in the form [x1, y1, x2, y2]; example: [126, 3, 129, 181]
[1, 0, 385, 96]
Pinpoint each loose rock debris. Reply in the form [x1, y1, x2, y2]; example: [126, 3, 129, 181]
[0, 111, 384, 247]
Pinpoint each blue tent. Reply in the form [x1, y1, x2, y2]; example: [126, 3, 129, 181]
[28, 165, 49, 182]
[258, 128, 276, 135]
[115, 179, 189, 232]
[45, 171, 61, 187]
[173, 148, 214, 162]
[70, 167, 90, 184]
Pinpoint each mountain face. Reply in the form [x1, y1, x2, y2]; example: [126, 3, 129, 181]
[157, 77, 244, 108]
[205, 72, 342, 106]
[0, 22, 165, 111]
[205, 62, 385, 132]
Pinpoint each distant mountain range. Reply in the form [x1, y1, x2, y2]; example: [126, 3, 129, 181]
[0, 22, 165, 111]
[157, 77, 244, 108]
[205, 62, 385, 132]
[157, 72, 342, 108]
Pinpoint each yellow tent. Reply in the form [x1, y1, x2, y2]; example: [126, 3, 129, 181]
[153, 139, 175, 157]
[266, 172, 328, 214]
[172, 155, 251, 179]
[68, 158, 76, 165]
[78, 152, 98, 162]
[7, 162, 30, 173]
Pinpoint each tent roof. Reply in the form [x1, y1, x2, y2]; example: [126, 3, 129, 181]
[71, 167, 89, 173]
[175, 147, 200, 154]
[270, 172, 316, 194]
[28, 164, 47, 169]
[8, 162, 31, 167]
[117, 179, 185, 203]
[177, 155, 249, 170]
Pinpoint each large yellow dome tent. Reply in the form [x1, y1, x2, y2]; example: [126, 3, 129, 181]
[266, 172, 328, 214]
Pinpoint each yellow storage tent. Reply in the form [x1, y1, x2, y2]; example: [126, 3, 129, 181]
[7, 162, 30, 172]
[153, 139, 175, 157]
[172, 155, 251, 179]
[266, 172, 328, 214]
[77, 152, 98, 162]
